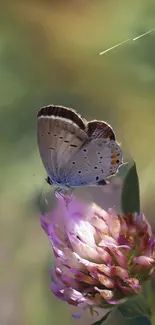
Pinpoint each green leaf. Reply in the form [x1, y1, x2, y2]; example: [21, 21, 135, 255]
[118, 295, 151, 320]
[90, 311, 112, 325]
[121, 161, 140, 214]
[144, 280, 155, 323]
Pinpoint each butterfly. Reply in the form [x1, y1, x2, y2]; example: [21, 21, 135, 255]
[37, 105, 122, 188]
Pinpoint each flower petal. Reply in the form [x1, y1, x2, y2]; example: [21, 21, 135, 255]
[107, 209, 121, 240]
[68, 233, 103, 262]
[97, 273, 116, 289]
[132, 256, 155, 267]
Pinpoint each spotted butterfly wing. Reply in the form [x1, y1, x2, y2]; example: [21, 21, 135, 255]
[37, 105, 122, 187]
[63, 137, 122, 186]
[84, 120, 118, 185]
[37, 105, 88, 185]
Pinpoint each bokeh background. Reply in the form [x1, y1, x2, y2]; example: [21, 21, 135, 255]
[1, 1, 155, 325]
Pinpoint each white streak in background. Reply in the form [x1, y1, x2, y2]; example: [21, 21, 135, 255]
[99, 38, 131, 55]
[99, 28, 155, 56]
[133, 28, 155, 41]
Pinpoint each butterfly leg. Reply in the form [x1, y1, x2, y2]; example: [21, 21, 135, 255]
[55, 187, 74, 207]
[97, 179, 109, 185]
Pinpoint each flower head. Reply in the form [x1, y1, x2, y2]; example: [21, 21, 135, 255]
[41, 194, 155, 313]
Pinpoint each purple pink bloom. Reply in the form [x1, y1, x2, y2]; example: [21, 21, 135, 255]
[41, 193, 155, 314]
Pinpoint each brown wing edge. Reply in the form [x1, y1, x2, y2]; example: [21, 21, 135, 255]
[86, 120, 116, 140]
[37, 105, 86, 130]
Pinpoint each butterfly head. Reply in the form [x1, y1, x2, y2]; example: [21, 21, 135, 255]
[45, 176, 53, 186]
[45, 175, 69, 188]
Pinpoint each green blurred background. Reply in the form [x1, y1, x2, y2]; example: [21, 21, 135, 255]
[1, 1, 155, 324]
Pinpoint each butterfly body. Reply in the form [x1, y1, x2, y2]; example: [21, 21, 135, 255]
[37, 105, 122, 188]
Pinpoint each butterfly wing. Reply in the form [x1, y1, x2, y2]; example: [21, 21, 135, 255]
[63, 138, 122, 186]
[37, 105, 88, 184]
[86, 120, 116, 140]
[84, 120, 119, 185]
